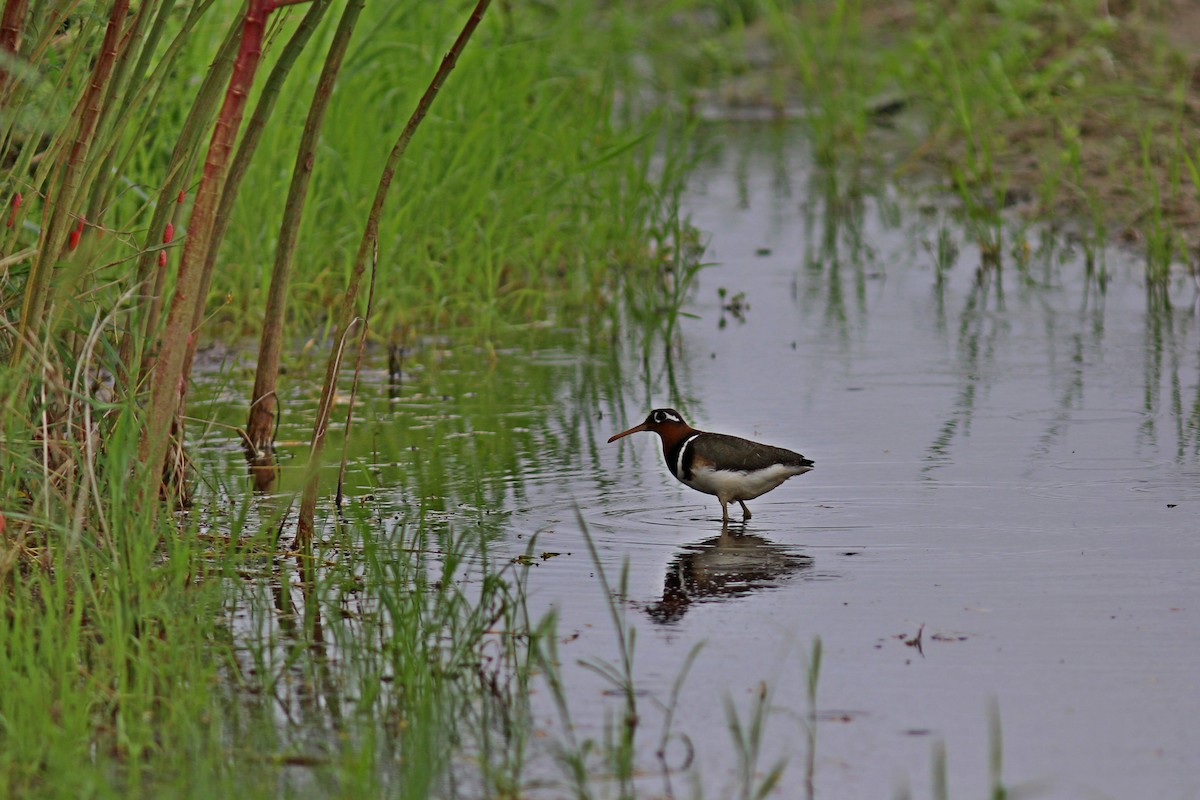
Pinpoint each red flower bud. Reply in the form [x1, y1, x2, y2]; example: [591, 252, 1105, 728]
[67, 215, 86, 249]
[5, 193, 20, 228]
[163, 222, 174, 243]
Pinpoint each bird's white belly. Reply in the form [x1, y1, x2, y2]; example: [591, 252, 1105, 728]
[681, 463, 804, 501]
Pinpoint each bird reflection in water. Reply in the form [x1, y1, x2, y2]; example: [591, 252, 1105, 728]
[644, 529, 814, 625]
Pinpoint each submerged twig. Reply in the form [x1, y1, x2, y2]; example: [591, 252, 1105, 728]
[336, 240, 378, 507]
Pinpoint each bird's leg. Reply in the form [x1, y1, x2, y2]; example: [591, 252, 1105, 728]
[720, 499, 730, 523]
[739, 500, 752, 520]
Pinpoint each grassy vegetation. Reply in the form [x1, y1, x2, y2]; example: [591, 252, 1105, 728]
[2, 2, 691, 348]
[2, 0, 1105, 796]
[0, 361, 229, 797]
[0, 320, 617, 795]
[0, 383, 525, 797]
[0, 0, 702, 795]
[647, 0, 1200, 285]
[207, 2, 690, 335]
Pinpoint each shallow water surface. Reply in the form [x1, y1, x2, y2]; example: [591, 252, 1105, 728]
[498, 126, 1200, 799]
[199, 124, 1199, 798]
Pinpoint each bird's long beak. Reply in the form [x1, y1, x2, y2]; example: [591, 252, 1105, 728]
[607, 422, 648, 443]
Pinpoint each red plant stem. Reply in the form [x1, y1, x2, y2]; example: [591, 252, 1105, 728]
[296, 0, 493, 545]
[0, 0, 27, 97]
[10, 0, 128, 366]
[0, 0, 22, 50]
[182, 0, 334, 456]
[119, 20, 242, 385]
[140, 0, 306, 482]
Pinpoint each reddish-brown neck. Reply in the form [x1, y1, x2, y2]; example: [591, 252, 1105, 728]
[650, 420, 697, 458]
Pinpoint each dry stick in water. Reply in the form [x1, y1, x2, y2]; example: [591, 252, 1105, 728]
[246, 0, 360, 462]
[295, 0, 494, 547]
[335, 241, 379, 509]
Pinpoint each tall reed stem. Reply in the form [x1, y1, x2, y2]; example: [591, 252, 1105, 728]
[186, 0, 334, 444]
[120, 11, 240, 385]
[139, 0, 310, 490]
[296, 0, 494, 545]
[10, 0, 128, 367]
[0, 0, 28, 97]
[246, 0, 359, 460]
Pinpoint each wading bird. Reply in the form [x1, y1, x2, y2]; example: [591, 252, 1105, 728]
[607, 408, 814, 522]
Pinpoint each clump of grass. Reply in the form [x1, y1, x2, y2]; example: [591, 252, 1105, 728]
[893, 0, 1197, 248]
[3, 0, 695, 477]
[208, 1, 691, 336]
[0, 1, 702, 795]
[0, 320, 547, 796]
[803, 636, 823, 799]
[763, 0, 883, 166]
[0, 328, 229, 796]
[648, 0, 1200, 277]
[892, 699, 1011, 800]
[1140, 127, 1180, 289]
[726, 681, 787, 800]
